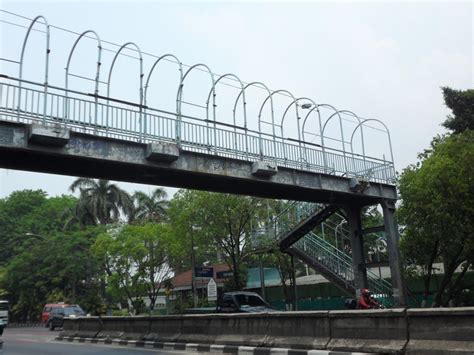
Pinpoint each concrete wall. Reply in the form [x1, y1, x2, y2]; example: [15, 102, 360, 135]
[61, 307, 474, 354]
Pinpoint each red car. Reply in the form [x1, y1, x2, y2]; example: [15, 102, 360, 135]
[41, 303, 68, 324]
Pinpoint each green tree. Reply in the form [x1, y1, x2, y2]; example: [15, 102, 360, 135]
[399, 131, 474, 306]
[92, 223, 172, 313]
[69, 178, 133, 225]
[168, 190, 265, 290]
[441, 87, 474, 133]
[2, 225, 105, 321]
[132, 189, 168, 223]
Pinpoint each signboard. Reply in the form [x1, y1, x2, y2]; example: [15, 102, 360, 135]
[216, 270, 233, 279]
[194, 266, 214, 278]
[207, 278, 217, 301]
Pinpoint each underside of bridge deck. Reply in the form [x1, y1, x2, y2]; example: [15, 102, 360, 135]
[0, 120, 396, 206]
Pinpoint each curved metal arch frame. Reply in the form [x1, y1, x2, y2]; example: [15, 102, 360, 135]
[350, 118, 394, 164]
[144, 53, 183, 109]
[320, 109, 363, 174]
[18, 15, 50, 122]
[281, 97, 317, 142]
[64, 30, 102, 122]
[65, 30, 102, 95]
[321, 109, 364, 153]
[175, 63, 215, 146]
[106, 42, 144, 138]
[232, 81, 275, 160]
[233, 81, 273, 130]
[258, 89, 298, 139]
[257, 89, 302, 164]
[205, 73, 246, 128]
[205, 73, 249, 158]
[302, 103, 341, 149]
[176, 63, 215, 120]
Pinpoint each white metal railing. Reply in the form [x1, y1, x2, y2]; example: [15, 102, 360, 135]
[0, 76, 396, 184]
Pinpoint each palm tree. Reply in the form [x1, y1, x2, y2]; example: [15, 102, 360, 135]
[132, 189, 168, 223]
[69, 178, 134, 225]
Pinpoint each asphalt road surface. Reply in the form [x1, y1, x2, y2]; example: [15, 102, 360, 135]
[1, 327, 210, 355]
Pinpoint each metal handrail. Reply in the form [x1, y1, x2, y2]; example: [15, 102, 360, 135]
[0, 75, 396, 184]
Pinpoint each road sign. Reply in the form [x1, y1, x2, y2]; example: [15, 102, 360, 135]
[195, 266, 214, 278]
[207, 278, 217, 301]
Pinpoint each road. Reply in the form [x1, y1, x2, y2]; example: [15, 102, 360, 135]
[1, 327, 210, 355]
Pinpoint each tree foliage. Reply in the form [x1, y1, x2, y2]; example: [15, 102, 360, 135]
[69, 178, 134, 225]
[441, 87, 474, 133]
[399, 131, 474, 306]
[92, 223, 172, 313]
[168, 190, 266, 290]
[132, 189, 168, 223]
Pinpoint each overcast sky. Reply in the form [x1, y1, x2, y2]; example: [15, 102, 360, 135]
[0, 0, 472, 199]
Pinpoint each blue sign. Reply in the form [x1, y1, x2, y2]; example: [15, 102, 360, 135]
[194, 266, 214, 278]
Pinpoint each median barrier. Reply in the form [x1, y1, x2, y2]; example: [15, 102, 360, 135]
[59, 307, 474, 353]
[178, 314, 214, 344]
[146, 315, 182, 342]
[327, 308, 408, 354]
[211, 313, 269, 347]
[406, 307, 474, 354]
[264, 311, 330, 349]
[71, 317, 102, 338]
[119, 316, 150, 340]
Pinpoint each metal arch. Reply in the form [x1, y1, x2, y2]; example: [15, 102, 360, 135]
[106, 42, 144, 139]
[175, 63, 215, 146]
[64, 30, 102, 122]
[350, 118, 394, 163]
[281, 97, 317, 143]
[19, 15, 50, 83]
[144, 53, 183, 108]
[302, 103, 339, 145]
[65, 30, 102, 94]
[258, 89, 298, 139]
[206, 73, 246, 127]
[336, 110, 365, 159]
[176, 63, 215, 120]
[18, 15, 50, 122]
[321, 109, 362, 151]
[232, 81, 273, 129]
[205, 73, 248, 158]
[106, 41, 144, 104]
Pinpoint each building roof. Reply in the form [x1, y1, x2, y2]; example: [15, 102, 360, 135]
[170, 263, 231, 289]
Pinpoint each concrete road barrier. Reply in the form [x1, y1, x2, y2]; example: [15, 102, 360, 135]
[406, 307, 474, 355]
[146, 315, 182, 342]
[211, 313, 269, 347]
[60, 307, 474, 354]
[327, 308, 408, 354]
[265, 311, 330, 349]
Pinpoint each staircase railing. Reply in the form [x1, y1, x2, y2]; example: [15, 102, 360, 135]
[252, 201, 394, 305]
[293, 231, 393, 300]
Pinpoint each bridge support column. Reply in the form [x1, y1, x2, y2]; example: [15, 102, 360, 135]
[346, 205, 367, 298]
[381, 199, 408, 307]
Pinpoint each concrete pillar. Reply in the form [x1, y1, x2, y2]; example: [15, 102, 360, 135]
[381, 199, 408, 307]
[345, 205, 367, 297]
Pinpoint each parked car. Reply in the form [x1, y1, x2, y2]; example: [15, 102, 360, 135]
[216, 291, 274, 313]
[42, 303, 68, 324]
[47, 305, 85, 331]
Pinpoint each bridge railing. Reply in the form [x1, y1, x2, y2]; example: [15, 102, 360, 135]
[0, 76, 396, 184]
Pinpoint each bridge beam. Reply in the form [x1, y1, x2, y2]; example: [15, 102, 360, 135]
[345, 205, 368, 298]
[382, 199, 408, 307]
[0, 120, 397, 205]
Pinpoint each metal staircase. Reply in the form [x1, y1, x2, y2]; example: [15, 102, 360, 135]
[289, 231, 393, 301]
[253, 200, 393, 304]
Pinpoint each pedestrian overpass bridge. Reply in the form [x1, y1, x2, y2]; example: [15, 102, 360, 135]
[0, 12, 405, 305]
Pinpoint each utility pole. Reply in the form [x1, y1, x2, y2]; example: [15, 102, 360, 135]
[191, 231, 197, 308]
